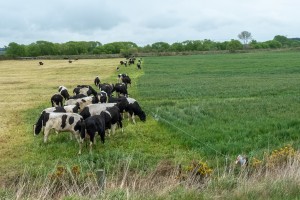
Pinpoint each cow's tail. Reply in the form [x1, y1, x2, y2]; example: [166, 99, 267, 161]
[34, 111, 44, 135]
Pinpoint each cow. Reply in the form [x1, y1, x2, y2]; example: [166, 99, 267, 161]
[69, 94, 87, 99]
[51, 94, 64, 107]
[33, 112, 83, 146]
[94, 76, 100, 87]
[113, 83, 128, 97]
[80, 99, 128, 120]
[120, 61, 124, 65]
[80, 112, 107, 154]
[65, 96, 99, 111]
[98, 83, 114, 97]
[73, 85, 98, 97]
[39, 61, 44, 65]
[79, 106, 123, 154]
[137, 62, 141, 69]
[124, 97, 146, 124]
[69, 60, 72, 63]
[79, 103, 116, 120]
[43, 103, 80, 114]
[58, 86, 70, 100]
[100, 96, 145, 123]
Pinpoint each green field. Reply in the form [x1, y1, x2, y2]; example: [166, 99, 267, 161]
[1, 51, 300, 199]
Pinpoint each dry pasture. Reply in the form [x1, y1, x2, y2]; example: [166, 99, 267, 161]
[0, 58, 119, 183]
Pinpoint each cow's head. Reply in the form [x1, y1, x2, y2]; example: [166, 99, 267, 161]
[138, 111, 146, 122]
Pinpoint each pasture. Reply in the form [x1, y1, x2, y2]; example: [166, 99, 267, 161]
[1, 51, 300, 199]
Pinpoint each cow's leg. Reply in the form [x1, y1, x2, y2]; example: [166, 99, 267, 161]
[89, 133, 95, 154]
[132, 114, 136, 124]
[44, 127, 51, 143]
[111, 123, 117, 135]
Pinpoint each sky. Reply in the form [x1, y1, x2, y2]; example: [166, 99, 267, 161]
[1, 0, 299, 47]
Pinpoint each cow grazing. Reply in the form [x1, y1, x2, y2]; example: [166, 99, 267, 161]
[65, 96, 99, 111]
[69, 94, 87, 99]
[33, 112, 83, 145]
[105, 105, 123, 135]
[79, 103, 116, 120]
[113, 83, 128, 97]
[94, 76, 101, 87]
[51, 94, 64, 107]
[125, 97, 146, 124]
[80, 112, 108, 154]
[44, 103, 80, 114]
[137, 63, 141, 69]
[58, 86, 70, 100]
[39, 61, 44, 65]
[69, 60, 72, 63]
[79, 106, 123, 154]
[73, 85, 98, 97]
[98, 83, 114, 97]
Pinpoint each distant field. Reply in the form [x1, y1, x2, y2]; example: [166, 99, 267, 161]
[1, 51, 300, 198]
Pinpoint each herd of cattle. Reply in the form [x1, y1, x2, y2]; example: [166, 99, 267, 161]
[33, 64, 146, 155]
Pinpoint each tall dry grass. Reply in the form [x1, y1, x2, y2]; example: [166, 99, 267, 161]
[2, 150, 300, 200]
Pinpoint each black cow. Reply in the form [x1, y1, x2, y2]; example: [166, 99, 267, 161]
[33, 112, 83, 146]
[39, 61, 44, 65]
[51, 94, 64, 107]
[58, 86, 70, 100]
[94, 76, 101, 87]
[80, 112, 108, 154]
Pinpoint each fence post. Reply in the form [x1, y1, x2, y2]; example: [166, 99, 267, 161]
[96, 169, 106, 191]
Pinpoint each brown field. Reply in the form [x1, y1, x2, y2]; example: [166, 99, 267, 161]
[0, 59, 119, 184]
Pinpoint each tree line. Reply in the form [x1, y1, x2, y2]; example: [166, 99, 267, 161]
[3, 33, 300, 58]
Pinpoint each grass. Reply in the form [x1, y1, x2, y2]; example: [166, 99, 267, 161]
[1, 51, 300, 199]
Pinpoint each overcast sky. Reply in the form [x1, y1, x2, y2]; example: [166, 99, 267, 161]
[1, 0, 299, 47]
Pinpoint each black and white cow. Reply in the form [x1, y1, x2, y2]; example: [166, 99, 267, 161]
[98, 83, 114, 97]
[73, 85, 98, 97]
[99, 96, 145, 123]
[137, 62, 141, 69]
[79, 106, 123, 154]
[113, 83, 128, 97]
[80, 112, 108, 154]
[51, 94, 64, 107]
[43, 103, 80, 114]
[58, 86, 70, 100]
[65, 96, 99, 111]
[125, 97, 146, 123]
[33, 112, 83, 145]
[79, 103, 116, 120]
[69, 94, 87, 99]
[94, 76, 100, 87]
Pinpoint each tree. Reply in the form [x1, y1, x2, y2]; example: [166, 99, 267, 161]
[238, 31, 252, 48]
[226, 39, 243, 53]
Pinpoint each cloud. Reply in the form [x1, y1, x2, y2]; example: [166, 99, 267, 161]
[0, 0, 300, 47]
